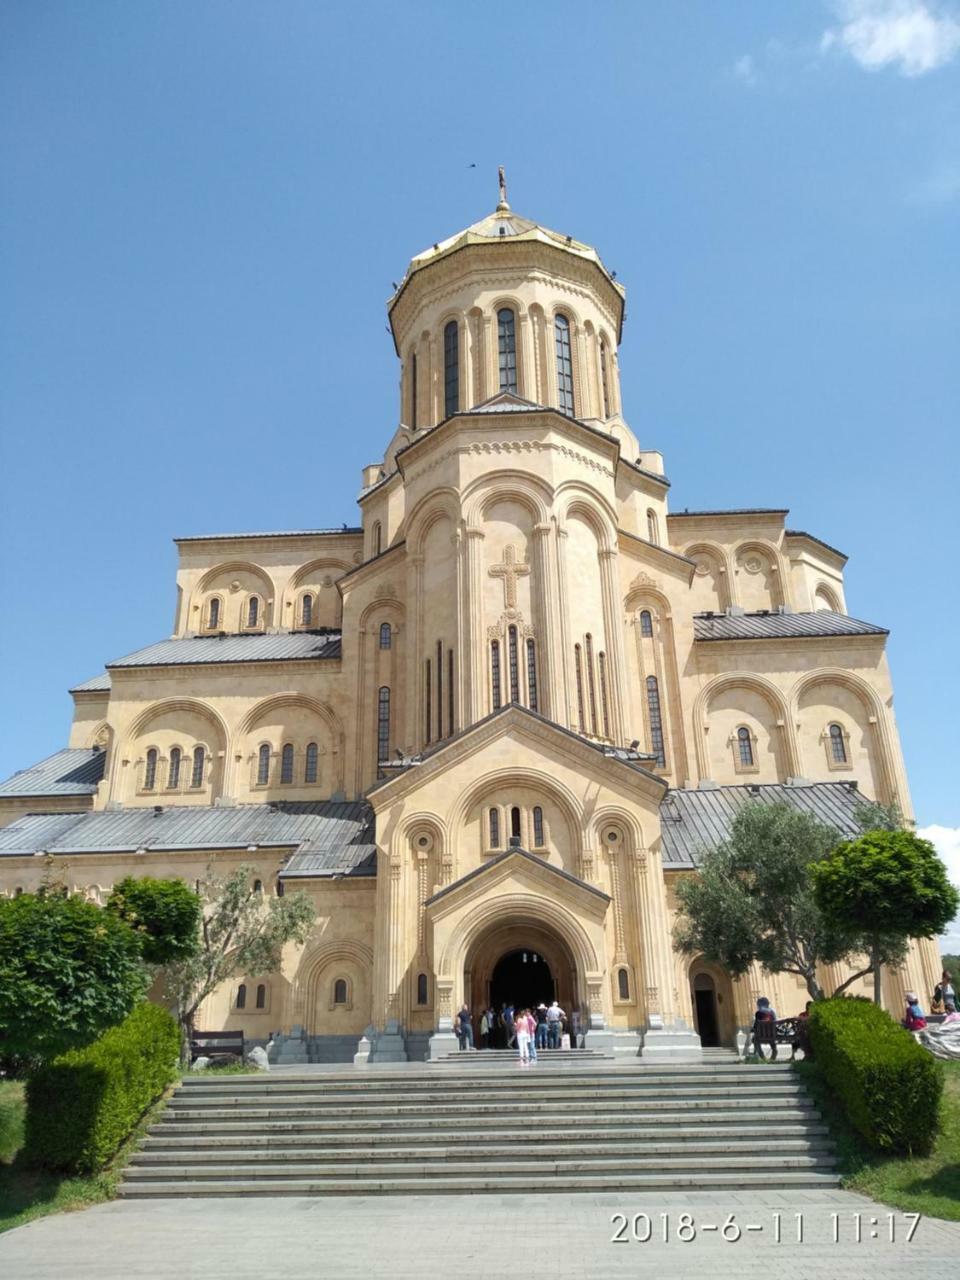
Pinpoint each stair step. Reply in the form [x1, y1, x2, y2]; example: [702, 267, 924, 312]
[124, 1152, 836, 1179]
[121, 1170, 841, 1198]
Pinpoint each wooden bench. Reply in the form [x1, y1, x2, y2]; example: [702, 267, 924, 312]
[190, 1030, 245, 1063]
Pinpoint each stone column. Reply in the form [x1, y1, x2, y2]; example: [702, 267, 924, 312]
[531, 522, 557, 720]
[631, 847, 701, 1058]
[554, 520, 574, 727]
[407, 552, 425, 749]
[482, 314, 496, 400]
[598, 546, 628, 743]
[519, 311, 534, 401]
[369, 848, 409, 1061]
[463, 528, 485, 722]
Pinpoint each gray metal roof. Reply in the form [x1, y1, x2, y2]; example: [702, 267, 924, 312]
[659, 780, 867, 869]
[0, 748, 106, 797]
[783, 529, 848, 562]
[0, 802, 376, 876]
[461, 392, 549, 415]
[175, 529, 362, 543]
[693, 610, 886, 642]
[70, 672, 112, 693]
[107, 631, 342, 669]
[668, 508, 789, 518]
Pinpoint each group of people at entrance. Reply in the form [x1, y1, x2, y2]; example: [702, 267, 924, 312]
[456, 1002, 568, 1057]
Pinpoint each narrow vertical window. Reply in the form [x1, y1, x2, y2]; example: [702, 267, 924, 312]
[207, 597, 221, 629]
[379, 622, 392, 649]
[533, 806, 545, 847]
[491, 641, 502, 711]
[425, 659, 432, 743]
[737, 726, 754, 767]
[497, 308, 517, 392]
[301, 594, 313, 627]
[236, 983, 246, 1010]
[489, 807, 500, 848]
[510, 806, 521, 841]
[144, 748, 158, 790]
[191, 746, 205, 788]
[304, 742, 318, 784]
[447, 648, 454, 737]
[526, 639, 538, 712]
[585, 633, 599, 735]
[444, 319, 459, 417]
[377, 687, 391, 764]
[372, 521, 382, 557]
[507, 625, 520, 703]
[417, 973, 429, 1005]
[829, 723, 847, 763]
[246, 596, 259, 628]
[646, 509, 660, 545]
[600, 339, 611, 417]
[598, 651, 611, 738]
[410, 352, 418, 428]
[167, 746, 181, 790]
[618, 968, 630, 1001]
[436, 640, 443, 741]
[333, 979, 347, 1005]
[646, 676, 666, 767]
[257, 743, 271, 786]
[574, 644, 586, 732]
[555, 313, 574, 414]
[256, 983, 266, 1010]
[280, 743, 294, 784]
[640, 609, 653, 637]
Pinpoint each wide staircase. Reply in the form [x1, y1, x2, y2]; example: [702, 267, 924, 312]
[122, 1059, 837, 1197]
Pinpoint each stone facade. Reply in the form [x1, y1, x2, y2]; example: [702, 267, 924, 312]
[0, 193, 942, 1058]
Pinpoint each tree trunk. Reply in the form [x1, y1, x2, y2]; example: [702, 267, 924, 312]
[804, 971, 824, 1001]
[872, 938, 882, 1006]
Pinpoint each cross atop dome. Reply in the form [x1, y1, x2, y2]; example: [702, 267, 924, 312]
[496, 165, 510, 212]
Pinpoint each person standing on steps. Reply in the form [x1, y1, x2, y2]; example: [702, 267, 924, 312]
[479, 1008, 490, 1049]
[534, 1002, 549, 1052]
[457, 1003, 473, 1050]
[503, 1003, 515, 1050]
[546, 999, 565, 1049]
[516, 1007, 532, 1064]
[525, 1008, 538, 1064]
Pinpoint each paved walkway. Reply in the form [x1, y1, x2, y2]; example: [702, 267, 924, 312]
[2, 1190, 959, 1279]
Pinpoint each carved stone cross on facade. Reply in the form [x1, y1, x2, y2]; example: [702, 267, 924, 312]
[489, 543, 530, 610]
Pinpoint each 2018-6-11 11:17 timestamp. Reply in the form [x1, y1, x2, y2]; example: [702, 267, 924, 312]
[610, 1211, 922, 1244]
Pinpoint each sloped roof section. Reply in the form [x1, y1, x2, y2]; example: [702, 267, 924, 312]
[693, 610, 886, 642]
[70, 672, 112, 693]
[0, 748, 106, 797]
[0, 802, 376, 876]
[107, 631, 342, 669]
[659, 781, 867, 869]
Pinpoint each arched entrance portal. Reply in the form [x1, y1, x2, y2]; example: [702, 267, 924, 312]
[466, 919, 581, 1036]
[688, 961, 735, 1048]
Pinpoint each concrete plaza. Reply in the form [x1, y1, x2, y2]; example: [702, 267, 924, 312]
[2, 1189, 960, 1280]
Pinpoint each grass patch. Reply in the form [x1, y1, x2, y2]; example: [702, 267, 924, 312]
[0, 1077, 168, 1235]
[796, 1058, 960, 1221]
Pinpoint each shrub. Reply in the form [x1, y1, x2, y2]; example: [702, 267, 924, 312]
[106, 876, 202, 965]
[22, 1001, 179, 1173]
[808, 997, 943, 1155]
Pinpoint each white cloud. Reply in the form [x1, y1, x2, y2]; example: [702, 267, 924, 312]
[733, 54, 760, 87]
[919, 824, 960, 952]
[822, 1, 960, 77]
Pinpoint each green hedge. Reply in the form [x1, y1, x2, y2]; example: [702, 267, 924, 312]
[808, 997, 942, 1155]
[23, 1001, 179, 1173]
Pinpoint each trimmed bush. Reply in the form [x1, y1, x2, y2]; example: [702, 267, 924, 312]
[22, 1001, 179, 1173]
[808, 997, 943, 1155]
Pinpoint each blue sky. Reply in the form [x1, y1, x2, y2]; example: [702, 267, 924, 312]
[1, 2, 958, 900]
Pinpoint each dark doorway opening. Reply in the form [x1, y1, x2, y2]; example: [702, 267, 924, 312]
[490, 949, 555, 1013]
[694, 987, 720, 1047]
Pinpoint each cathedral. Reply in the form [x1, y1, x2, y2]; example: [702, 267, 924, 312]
[0, 183, 941, 1061]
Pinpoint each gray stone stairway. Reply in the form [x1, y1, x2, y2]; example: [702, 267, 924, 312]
[122, 1061, 837, 1197]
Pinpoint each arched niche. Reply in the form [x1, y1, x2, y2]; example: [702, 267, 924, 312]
[700, 679, 789, 784]
[795, 677, 884, 796]
[236, 694, 341, 797]
[734, 543, 783, 611]
[684, 543, 729, 613]
[192, 562, 276, 633]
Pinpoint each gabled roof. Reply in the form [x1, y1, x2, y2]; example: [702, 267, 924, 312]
[460, 390, 549, 415]
[659, 780, 868, 870]
[693, 610, 886, 642]
[367, 702, 668, 799]
[0, 802, 376, 876]
[175, 528, 361, 543]
[667, 508, 789, 519]
[0, 747, 106, 798]
[107, 631, 342, 669]
[426, 843, 609, 907]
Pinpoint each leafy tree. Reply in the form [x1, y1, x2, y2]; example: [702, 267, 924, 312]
[165, 865, 315, 1063]
[0, 891, 147, 1060]
[673, 802, 897, 1000]
[940, 953, 960, 981]
[106, 876, 202, 965]
[812, 828, 960, 1005]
